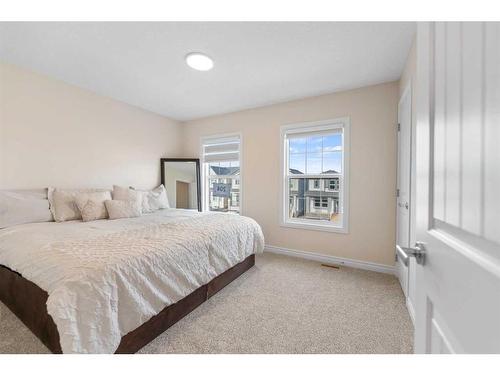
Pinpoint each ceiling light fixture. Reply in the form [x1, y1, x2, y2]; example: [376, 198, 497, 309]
[185, 52, 214, 71]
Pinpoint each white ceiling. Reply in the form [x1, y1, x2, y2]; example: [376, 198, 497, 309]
[0, 22, 415, 121]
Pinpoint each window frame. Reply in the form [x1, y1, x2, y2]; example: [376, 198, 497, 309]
[200, 132, 243, 214]
[280, 118, 350, 233]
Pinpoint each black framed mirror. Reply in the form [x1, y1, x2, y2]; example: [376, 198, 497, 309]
[160, 158, 201, 211]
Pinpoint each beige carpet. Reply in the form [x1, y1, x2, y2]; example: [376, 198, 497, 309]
[0, 252, 413, 354]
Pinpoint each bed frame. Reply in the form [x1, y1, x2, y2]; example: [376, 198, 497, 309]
[0, 254, 255, 354]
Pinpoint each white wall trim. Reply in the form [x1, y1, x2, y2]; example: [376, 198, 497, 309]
[264, 245, 395, 275]
[406, 296, 416, 326]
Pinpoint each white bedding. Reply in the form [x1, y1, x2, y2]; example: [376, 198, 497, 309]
[0, 209, 264, 353]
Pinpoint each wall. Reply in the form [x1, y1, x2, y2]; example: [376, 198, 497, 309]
[182, 82, 399, 266]
[0, 62, 182, 190]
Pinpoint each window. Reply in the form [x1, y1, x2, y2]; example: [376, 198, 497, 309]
[329, 179, 339, 191]
[314, 197, 328, 208]
[281, 118, 349, 232]
[201, 134, 241, 214]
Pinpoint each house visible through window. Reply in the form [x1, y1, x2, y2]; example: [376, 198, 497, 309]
[201, 135, 241, 214]
[281, 118, 349, 232]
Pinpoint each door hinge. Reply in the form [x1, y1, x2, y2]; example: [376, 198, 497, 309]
[396, 188, 400, 197]
[397, 123, 401, 131]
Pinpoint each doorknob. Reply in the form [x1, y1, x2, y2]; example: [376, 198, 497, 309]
[396, 242, 426, 266]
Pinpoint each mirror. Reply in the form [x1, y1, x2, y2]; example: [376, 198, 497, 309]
[160, 158, 201, 211]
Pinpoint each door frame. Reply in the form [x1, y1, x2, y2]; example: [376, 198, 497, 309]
[396, 79, 417, 325]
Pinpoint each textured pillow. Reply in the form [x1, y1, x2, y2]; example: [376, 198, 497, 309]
[75, 192, 111, 222]
[0, 189, 53, 229]
[112, 185, 143, 203]
[135, 185, 170, 213]
[104, 200, 142, 220]
[48, 188, 111, 222]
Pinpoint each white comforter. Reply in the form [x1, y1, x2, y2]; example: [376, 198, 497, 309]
[0, 209, 264, 353]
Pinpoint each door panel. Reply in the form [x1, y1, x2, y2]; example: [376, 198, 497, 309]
[176, 181, 189, 209]
[444, 22, 461, 227]
[484, 22, 500, 244]
[415, 22, 500, 354]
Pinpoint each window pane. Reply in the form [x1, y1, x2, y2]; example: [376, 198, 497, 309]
[307, 136, 322, 153]
[322, 133, 342, 152]
[322, 151, 342, 174]
[208, 161, 240, 176]
[208, 177, 240, 214]
[289, 153, 306, 174]
[289, 137, 306, 154]
[288, 178, 342, 223]
[306, 153, 322, 174]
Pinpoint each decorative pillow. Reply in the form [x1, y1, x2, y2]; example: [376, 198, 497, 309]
[0, 189, 53, 229]
[48, 188, 111, 222]
[112, 185, 142, 201]
[135, 185, 170, 213]
[104, 200, 142, 220]
[75, 192, 111, 222]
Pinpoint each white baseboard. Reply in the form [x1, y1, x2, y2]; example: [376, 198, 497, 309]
[264, 245, 395, 275]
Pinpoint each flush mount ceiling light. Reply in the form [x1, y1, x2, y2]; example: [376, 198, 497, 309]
[185, 52, 214, 71]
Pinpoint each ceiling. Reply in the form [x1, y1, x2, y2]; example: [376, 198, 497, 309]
[0, 22, 415, 121]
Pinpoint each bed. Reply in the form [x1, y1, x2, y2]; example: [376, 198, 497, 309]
[0, 209, 264, 353]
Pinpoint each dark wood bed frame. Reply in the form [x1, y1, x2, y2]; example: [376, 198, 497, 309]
[0, 254, 255, 354]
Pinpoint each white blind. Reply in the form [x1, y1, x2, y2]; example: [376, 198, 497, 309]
[202, 135, 240, 163]
[285, 128, 342, 139]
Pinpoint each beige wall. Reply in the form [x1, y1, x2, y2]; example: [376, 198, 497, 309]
[182, 82, 399, 266]
[0, 62, 182, 190]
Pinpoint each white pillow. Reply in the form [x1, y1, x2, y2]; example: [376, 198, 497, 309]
[104, 200, 142, 220]
[135, 185, 170, 213]
[75, 192, 111, 222]
[0, 189, 53, 229]
[48, 188, 111, 222]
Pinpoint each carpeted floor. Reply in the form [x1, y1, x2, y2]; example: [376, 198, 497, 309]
[0, 252, 414, 354]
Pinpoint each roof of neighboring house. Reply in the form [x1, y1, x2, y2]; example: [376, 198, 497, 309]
[289, 169, 339, 175]
[210, 166, 240, 176]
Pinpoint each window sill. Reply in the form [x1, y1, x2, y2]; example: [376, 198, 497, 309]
[280, 220, 348, 234]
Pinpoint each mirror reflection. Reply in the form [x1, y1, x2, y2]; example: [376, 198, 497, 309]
[161, 159, 200, 211]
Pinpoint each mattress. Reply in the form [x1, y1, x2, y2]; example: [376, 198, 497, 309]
[0, 209, 264, 353]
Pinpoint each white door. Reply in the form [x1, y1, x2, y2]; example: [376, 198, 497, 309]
[413, 22, 500, 353]
[395, 84, 412, 298]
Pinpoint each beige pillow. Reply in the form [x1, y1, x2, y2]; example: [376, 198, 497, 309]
[112, 185, 140, 201]
[112, 185, 144, 213]
[48, 188, 111, 222]
[104, 200, 142, 220]
[75, 192, 111, 222]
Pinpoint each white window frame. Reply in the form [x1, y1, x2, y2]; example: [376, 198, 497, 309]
[200, 132, 243, 214]
[280, 117, 350, 233]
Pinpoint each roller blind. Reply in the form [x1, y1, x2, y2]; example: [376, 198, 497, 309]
[285, 128, 342, 139]
[202, 135, 240, 163]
